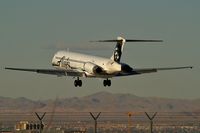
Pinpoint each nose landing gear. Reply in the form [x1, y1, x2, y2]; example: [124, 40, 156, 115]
[103, 79, 111, 87]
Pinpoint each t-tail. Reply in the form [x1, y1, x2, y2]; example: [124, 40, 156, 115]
[92, 36, 163, 63]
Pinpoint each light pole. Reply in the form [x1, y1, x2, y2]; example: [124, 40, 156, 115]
[35, 112, 46, 133]
[90, 112, 101, 133]
[145, 112, 157, 133]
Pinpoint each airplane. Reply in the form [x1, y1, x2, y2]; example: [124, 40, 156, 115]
[5, 37, 193, 87]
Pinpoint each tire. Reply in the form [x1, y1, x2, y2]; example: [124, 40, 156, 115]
[103, 80, 107, 87]
[79, 80, 82, 87]
[74, 80, 78, 87]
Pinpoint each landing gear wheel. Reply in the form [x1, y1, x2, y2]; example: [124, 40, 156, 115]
[103, 80, 107, 87]
[103, 79, 111, 87]
[74, 80, 78, 87]
[78, 80, 82, 87]
[74, 78, 82, 87]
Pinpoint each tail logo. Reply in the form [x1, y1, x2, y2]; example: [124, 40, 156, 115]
[113, 43, 122, 62]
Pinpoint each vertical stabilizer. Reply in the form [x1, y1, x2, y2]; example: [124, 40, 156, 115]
[111, 37, 126, 63]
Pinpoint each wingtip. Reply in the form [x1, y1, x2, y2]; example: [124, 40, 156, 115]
[183, 66, 193, 69]
[4, 67, 12, 70]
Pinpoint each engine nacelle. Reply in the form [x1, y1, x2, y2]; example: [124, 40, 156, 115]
[83, 62, 103, 74]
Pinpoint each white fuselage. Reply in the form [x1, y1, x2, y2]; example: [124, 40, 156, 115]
[51, 51, 122, 77]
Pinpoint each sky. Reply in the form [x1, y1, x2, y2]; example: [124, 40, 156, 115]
[0, 0, 199, 100]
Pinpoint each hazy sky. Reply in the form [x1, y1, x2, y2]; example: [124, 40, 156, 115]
[0, 0, 199, 100]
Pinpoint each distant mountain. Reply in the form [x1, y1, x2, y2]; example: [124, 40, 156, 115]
[0, 92, 200, 112]
[0, 96, 45, 112]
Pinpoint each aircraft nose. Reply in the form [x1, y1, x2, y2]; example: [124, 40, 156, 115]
[52, 55, 59, 66]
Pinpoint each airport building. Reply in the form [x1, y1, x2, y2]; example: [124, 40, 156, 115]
[15, 121, 44, 133]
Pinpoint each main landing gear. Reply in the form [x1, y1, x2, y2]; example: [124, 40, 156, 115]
[74, 77, 82, 87]
[74, 78, 111, 87]
[103, 79, 111, 87]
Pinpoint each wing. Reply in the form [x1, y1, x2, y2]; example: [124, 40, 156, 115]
[5, 67, 84, 77]
[116, 66, 193, 76]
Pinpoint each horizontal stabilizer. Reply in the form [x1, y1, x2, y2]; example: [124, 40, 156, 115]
[91, 39, 163, 43]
